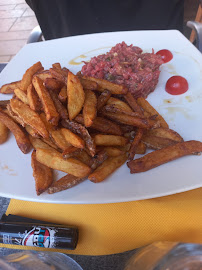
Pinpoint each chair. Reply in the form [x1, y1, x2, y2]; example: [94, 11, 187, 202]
[0, 5, 202, 73]
[187, 0, 202, 52]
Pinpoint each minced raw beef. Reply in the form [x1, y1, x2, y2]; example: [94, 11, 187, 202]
[81, 41, 163, 98]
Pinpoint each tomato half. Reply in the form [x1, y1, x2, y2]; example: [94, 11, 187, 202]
[165, 76, 188, 95]
[156, 49, 173, 63]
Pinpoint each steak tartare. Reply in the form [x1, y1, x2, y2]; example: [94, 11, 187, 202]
[81, 42, 163, 98]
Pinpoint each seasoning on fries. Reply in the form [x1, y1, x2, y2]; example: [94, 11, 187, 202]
[0, 59, 201, 196]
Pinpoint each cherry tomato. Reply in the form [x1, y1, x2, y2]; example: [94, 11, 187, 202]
[165, 76, 188, 95]
[156, 49, 173, 63]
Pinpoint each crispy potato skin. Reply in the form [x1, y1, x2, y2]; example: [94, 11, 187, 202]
[0, 121, 9, 144]
[0, 108, 31, 153]
[67, 71, 85, 120]
[32, 76, 59, 126]
[83, 89, 97, 127]
[31, 150, 53, 195]
[0, 81, 21, 94]
[10, 98, 49, 139]
[36, 148, 91, 178]
[21, 61, 43, 91]
[88, 154, 127, 183]
[127, 140, 202, 173]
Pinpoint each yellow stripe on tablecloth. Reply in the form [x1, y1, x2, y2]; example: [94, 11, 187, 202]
[1, 188, 202, 255]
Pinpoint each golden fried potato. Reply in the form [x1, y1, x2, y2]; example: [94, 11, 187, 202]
[88, 154, 127, 183]
[107, 97, 132, 112]
[137, 97, 169, 128]
[31, 150, 53, 195]
[0, 108, 31, 153]
[10, 98, 48, 138]
[36, 148, 91, 178]
[67, 71, 85, 120]
[83, 76, 128, 94]
[0, 121, 9, 144]
[127, 140, 202, 173]
[61, 128, 85, 149]
[83, 89, 97, 127]
[94, 134, 128, 146]
[32, 76, 59, 126]
[21, 61, 43, 91]
[27, 83, 42, 112]
[0, 81, 21, 94]
[14, 88, 29, 105]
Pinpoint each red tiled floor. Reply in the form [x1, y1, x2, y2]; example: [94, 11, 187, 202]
[0, 0, 38, 62]
[10, 16, 38, 31]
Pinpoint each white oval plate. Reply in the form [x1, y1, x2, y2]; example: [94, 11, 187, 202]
[0, 30, 202, 204]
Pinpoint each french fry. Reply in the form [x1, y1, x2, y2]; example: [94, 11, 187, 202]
[97, 90, 111, 111]
[25, 125, 40, 138]
[142, 127, 184, 150]
[0, 81, 21, 94]
[34, 70, 52, 81]
[97, 146, 125, 157]
[107, 97, 133, 112]
[83, 89, 97, 127]
[51, 129, 72, 151]
[62, 146, 79, 158]
[48, 149, 107, 194]
[67, 71, 85, 120]
[90, 150, 108, 170]
[103, 105, 143, 118]
[0, 121, 9, 144]
[88, 154, 127, 183]
[49, 68, 68, 84]
[102, 111, 159, 129]
[79, 78, 98, 90]
[6, 104, 25, 127]
[14, 88, 29, 105]
[48, 174, 85, 194]
[36, 148, 91, 178]
[61, 119, 96, 157]
[135, 141, 147, 155]
[42, 137, 59, 150]
[10, 98, 49, 138]
[31, 150, 53, 195]
[75, 115, 123, 136]
[0, 108, 31, 153]
[58, 86, 67, 103]
[94, 134, 128, 146]
[32, 76, 59, 125]
[0, 100, 10, 109]
[144, 127, 183, 142]
[49, 89, 68, 120]
[29, 136, 58, 152]
[127, 140, 202, 173]
[142, 136, 180, 150]
[73, 149, 92, 166]
[61, 128, 85, 149]
[52, 63, 62, 70]
[128, 128, 144, 160]
[124, 92, 143, 114]
[27, 83, 42, 112]
[44, 78, 64, 91]
[137, 97, 169, 128]
[83, 76, 128, 94]
[40, 112, 54, 132]
[21, 61, 43, 91]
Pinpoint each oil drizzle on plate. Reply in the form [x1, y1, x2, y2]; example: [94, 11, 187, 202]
[68, 46, 111, 66]
[0, 161, 17, 176]
[165, 106, 193, 120]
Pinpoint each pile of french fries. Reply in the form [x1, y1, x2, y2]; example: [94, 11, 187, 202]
[0, 61, 202, 196]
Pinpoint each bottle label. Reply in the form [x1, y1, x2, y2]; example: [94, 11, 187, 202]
[19, 226, 56, 248]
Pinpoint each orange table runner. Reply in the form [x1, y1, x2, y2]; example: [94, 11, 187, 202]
[1, 188, 202, 255]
